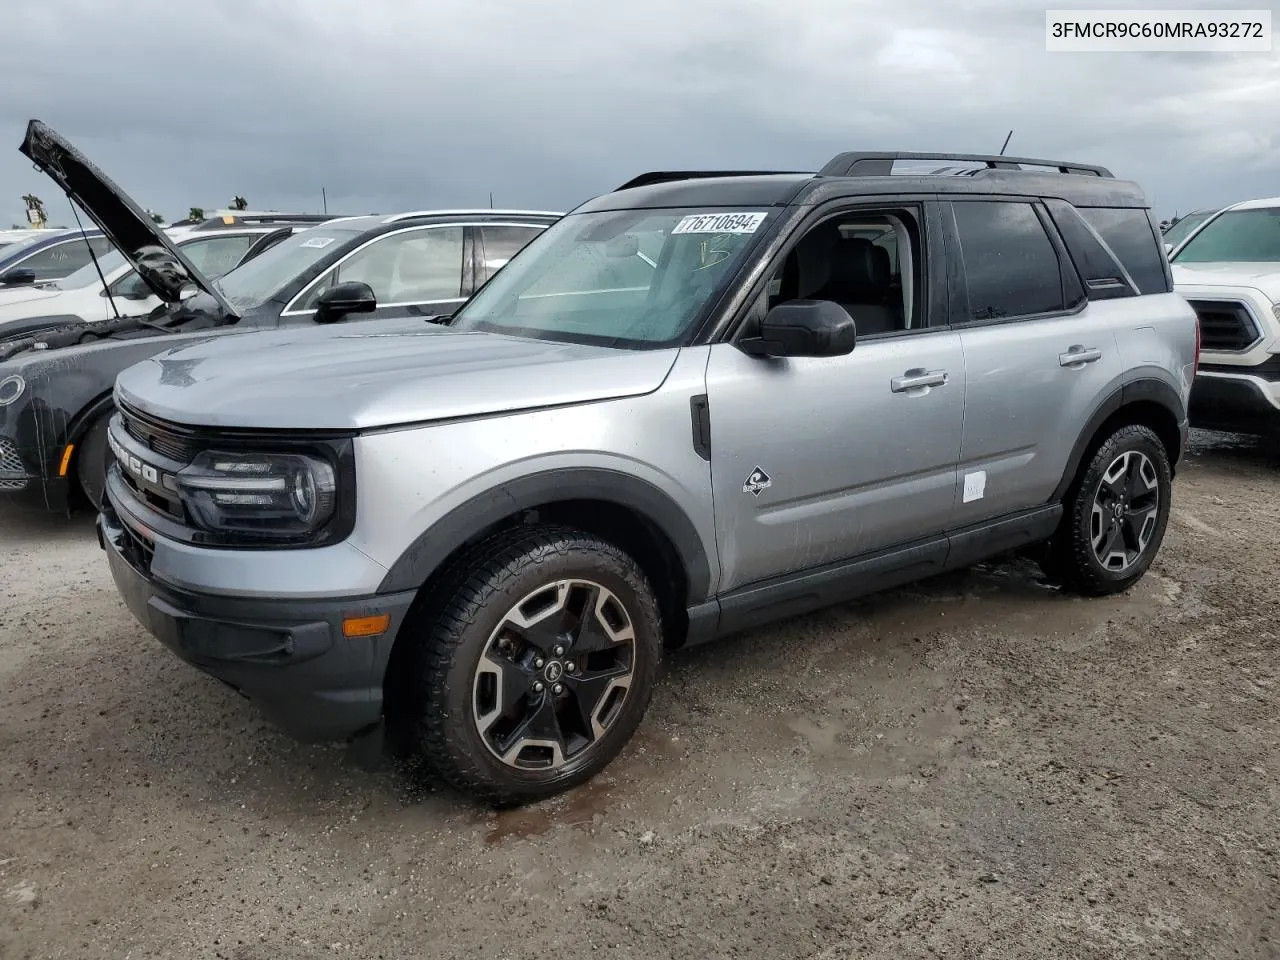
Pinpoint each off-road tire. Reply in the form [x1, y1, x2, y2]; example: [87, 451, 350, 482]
[401, 524, 663, 807]
[1042, 423, 1172, 596]
[75, 414, 112, 510]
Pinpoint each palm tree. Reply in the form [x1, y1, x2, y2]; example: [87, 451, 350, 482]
[21, 194, 47, 228]
[147, 210, 165, 225]
[230, 196, 248, 211]
[188, 207, 205, 221]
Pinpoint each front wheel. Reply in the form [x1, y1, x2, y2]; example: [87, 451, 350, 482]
[1043, 423, 1173, 596]
[403, 525, 663, 806]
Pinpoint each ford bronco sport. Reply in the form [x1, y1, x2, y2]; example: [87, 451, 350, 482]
[98, 151, 1198, 805]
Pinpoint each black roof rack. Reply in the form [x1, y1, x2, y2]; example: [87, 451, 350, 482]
[819, 152, 1113, 179]
[615, 170, 809, 192]
[186, 212, 341, 230]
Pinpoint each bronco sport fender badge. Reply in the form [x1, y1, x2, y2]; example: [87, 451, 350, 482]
[742, 466, 772, 497]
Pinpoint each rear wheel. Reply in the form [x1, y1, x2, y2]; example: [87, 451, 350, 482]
[75, 414, 112, 510]
[1043, 424, 1172, 596]
[403, 525, 663, 806]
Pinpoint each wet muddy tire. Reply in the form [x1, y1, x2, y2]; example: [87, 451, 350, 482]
[1042, 424, 1172, 597]
[75, 414, 112, 511]
[402, 525, 663, 807]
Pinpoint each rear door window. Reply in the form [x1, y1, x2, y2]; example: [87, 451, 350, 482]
[951, 200, 1065, 321]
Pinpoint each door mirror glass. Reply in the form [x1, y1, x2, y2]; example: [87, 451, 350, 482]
[0, 267, 36, 287]
[739, 300, 857, 358]
[108, 270, 153, 300]
[314, 280, 377, 323]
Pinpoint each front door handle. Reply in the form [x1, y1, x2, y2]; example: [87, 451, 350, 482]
[1059, 345, 1103, 367]
[890, 368, 949, 393]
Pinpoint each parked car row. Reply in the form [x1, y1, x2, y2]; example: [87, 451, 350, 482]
[0, 124, 1249, 808]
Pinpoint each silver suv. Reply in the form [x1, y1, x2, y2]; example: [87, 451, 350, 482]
[98, 151, 1198, 805]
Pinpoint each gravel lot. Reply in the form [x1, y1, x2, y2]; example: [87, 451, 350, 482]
[2, 430, 1278, 960]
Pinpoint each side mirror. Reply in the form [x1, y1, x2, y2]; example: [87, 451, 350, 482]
[738, 300, 857, 358]
[0, 268, 37, 287]
[314, 281, 377, 324]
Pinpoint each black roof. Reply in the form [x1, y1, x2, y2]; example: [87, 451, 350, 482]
[584, 151, 1149, 213]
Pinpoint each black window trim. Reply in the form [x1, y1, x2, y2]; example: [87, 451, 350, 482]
[940, 196, 1088, 330]
[1043, 198, 1142, 301]
[715, 195, 944, 346]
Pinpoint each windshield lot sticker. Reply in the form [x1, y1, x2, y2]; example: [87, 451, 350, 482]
[672, 212, 767, 235]
[300, 236, 336, 249]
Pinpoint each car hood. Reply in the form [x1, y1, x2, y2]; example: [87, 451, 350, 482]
[1171, 262, 1280, 299]
[115, 320, 682, 430]
[19, 120, 236, 317]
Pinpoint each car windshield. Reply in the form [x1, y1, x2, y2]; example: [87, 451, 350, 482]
[214, 225, 366, 310]
[1172, 207, 1280, 263]
[1161, 211, 1211, 248]
[448, 207, 770, 348]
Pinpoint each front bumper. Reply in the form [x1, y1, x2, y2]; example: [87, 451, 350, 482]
[0, 435, 71, 513]
[1189, 369, 1280, 435]
[97, 502, 418, 743]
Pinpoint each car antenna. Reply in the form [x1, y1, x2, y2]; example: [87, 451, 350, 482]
[67, 195, 120, 319]
[998, 130, 1013, 156]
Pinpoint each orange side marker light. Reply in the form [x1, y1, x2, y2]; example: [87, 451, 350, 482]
[57, 444, 75, 477]
[342, 614, 391, 638]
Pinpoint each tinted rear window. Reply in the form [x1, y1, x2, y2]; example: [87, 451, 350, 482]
[1077, 208, 1169, 295]
[952, 200, 1064, 321]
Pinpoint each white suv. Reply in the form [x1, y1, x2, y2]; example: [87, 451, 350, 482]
[1169, 197, 1280, 436]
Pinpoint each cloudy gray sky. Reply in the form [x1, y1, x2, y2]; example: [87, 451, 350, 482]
[2, 0, 1277, 230]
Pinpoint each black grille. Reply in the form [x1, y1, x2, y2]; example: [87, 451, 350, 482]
[119, 403, 199, 464]
[116, 515, 155, 574]
[1187, 299, 1261, 352]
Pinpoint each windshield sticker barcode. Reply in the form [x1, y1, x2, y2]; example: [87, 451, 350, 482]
[300, 236, 336, 248]
[672, 212, 767, 235]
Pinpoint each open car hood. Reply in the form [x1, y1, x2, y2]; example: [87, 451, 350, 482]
[19, 119, 237, 317]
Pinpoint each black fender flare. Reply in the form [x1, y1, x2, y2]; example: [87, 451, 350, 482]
[1050, 376, 1185, 502]
[376, 467, 714, 601]
[66, 390, 115, 445]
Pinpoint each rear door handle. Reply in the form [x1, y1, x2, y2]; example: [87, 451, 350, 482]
[1059, 345, 1103, 367]
[891, 368, 949, 393]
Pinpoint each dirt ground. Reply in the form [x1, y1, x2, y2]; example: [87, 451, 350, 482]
[1, 430, 1278, 960]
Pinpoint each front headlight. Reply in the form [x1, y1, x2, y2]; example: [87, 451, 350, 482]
[175, 450, 338, 543]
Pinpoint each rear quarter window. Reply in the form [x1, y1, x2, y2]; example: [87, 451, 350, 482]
[1077, 207, 1170, 295]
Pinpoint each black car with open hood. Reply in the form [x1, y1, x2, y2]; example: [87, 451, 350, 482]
[0, 120, 561, 516]
[20, 120, 239, 317]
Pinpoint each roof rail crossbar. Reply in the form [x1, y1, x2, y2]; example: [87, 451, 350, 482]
[615, 170, 811, 192]
[819, 152, 1113, 179]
